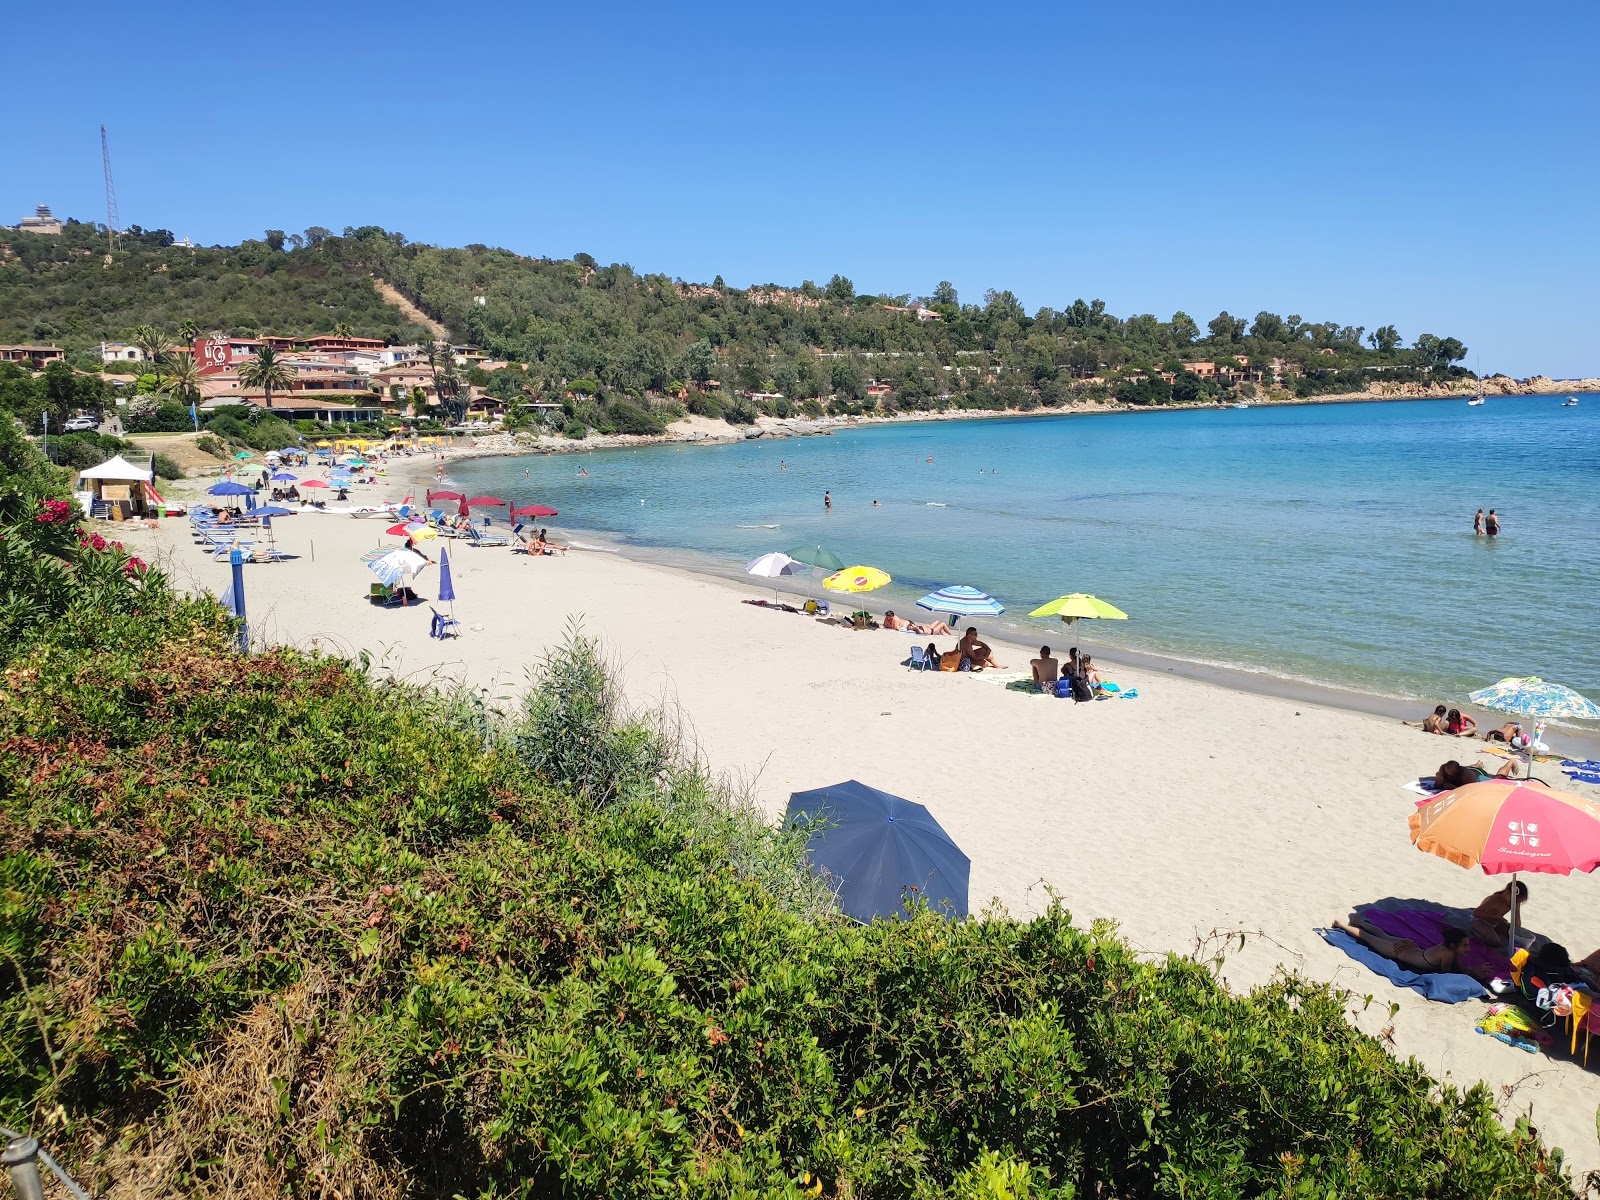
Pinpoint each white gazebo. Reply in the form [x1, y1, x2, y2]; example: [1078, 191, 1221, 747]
[79, 454, 154, 518]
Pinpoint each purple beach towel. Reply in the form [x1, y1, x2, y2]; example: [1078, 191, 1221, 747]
[1362, 907, 1514, 981]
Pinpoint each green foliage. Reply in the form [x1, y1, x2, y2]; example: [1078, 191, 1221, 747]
[194, 433, 228, 457]
[151, 452, 182, 480]
[0, 547, 1579, 1199]
[52, 430, 131, 470]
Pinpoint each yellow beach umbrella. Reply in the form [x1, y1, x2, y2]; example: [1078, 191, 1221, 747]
[1028, 593, 1128, 624]
[823, 565, 892, 594]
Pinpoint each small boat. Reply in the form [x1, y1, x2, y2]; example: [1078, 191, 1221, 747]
[1562, 397, 1579, 407]
[1230, 402, 1249, 409]
[1467, 397, 1485, 407]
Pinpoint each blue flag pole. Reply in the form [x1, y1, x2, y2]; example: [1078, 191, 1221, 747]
[229, 548, 248, 652]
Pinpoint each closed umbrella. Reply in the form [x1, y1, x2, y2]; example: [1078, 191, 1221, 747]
[786, 781, 969, 922]
[917, 584, 1004, 623]
[438, 545, 456, 609]
[1411, 779, 1600, 952]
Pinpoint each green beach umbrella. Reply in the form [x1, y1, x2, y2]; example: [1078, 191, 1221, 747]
[786, 544, 845, 572]
[1029, 594, 1129, 670]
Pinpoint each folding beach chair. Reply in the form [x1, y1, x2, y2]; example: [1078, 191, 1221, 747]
[428, 606, 462, 639]
[907, 645, 935, 672]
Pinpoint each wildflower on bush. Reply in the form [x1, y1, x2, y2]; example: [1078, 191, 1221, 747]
[36, 498, 73, 524]
[123, 556, 148, 576]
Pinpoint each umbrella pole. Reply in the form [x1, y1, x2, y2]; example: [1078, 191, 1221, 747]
[1510, 872, 1520, 957]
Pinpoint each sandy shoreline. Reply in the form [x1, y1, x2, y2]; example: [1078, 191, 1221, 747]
[126, 466, 1600, 1179]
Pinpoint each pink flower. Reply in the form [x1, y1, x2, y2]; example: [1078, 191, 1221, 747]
[123, 557, 147, 576]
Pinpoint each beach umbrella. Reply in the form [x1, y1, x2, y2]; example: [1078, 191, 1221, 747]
[271, 471, 298, 482]
[254, 505, 294, 518]
[1029, 593, 1129, 665]
[917, 584, 1004, 622]
[746, 551, 805, 600]
[359, 547, 392, 564]
[1410, 779, 1600, 952]
[823, 566, 891, 594]
[513, 503, 559, 519]
[388, 521, 438, 541]
[428, 489, 465, 504]
[367, 548, 429, 588]
[208, 480, 254, 497]
[1467, 678, 1600, 779]
[786, 544, 845, 572]
[299, 479, 328, 489]
[438, 545, 456, 610]
[785, 781, 969, 922]
[462, 495, 508, 509]
[233, 451, 253, 460]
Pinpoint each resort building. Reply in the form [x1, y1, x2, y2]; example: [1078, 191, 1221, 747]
[16, 205, 63, 235]
[0, 344, 66, 368]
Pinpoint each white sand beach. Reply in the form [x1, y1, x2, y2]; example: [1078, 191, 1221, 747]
[129, 465, 1600, 1179]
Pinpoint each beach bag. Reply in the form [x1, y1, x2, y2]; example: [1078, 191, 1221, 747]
[1054, 678, 1073, 699]
[1070, 675, 1094, 703]
[939, 651, 962, 672]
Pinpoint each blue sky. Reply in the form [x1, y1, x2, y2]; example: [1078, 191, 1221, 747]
[4, 1, 1596, 376]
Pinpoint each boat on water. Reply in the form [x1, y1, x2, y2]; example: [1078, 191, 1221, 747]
[1231, 402, 1249, 409]
[1563, 397, 1580, 406]
[1467, 397, 1485, 406]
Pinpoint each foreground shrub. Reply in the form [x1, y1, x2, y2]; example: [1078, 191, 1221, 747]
[0, 614, 1579, 1197]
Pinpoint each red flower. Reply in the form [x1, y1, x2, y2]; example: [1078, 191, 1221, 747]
[123, 557, 147, 576]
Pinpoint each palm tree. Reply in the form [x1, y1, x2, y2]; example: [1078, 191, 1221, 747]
[237, 345, 295, 410]
[333, 321, 353, 339]
[131, 324, 173, 385]
[178, 319, 200, 345]
[157, 354, 203, 413]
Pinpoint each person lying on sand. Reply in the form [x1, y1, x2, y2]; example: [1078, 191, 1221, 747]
[1332, 917, 1468, 974]
[1434, 759, 1519, 790]
[1445, 708, 1477, 736]
[883, 610, 952, 635]
[958, 627, 1002, 670]
[1469, 880, 1528, 948]
[1482, 721, 1524, 744]
[1031, 646, 1060, 691]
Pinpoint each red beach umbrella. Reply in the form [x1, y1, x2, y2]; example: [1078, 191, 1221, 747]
[462, 495, 508, 509]
[300, 479, 328, 489]
[513, 503, 558, 518]
[428, 489, 464, 504]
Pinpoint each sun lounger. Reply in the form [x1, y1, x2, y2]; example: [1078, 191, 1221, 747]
[463, 524, 508, 548]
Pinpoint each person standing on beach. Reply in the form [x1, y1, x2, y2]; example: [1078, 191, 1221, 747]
[1486, 509, 1501, 536]
[824, 491, 832, 511]
[1474, 508, 1485, 535]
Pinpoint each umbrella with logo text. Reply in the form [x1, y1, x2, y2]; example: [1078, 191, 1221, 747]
[1410, 779, 1600, 952]
[823, 565, 891, 594]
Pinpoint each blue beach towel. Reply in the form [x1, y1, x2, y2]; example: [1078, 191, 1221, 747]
[1562, 759, 1600, 770]
[1319, 928, 1488, 1003]
[1567, 771, 1600, 786]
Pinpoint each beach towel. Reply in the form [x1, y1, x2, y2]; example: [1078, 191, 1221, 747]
[1362, 907, 1514, 981]
[1403, 778, 1444, 798]
[1562, 759, 1600, 771]
[1320, 929, 1488, 1003]
[1568, 771, 1600, 786]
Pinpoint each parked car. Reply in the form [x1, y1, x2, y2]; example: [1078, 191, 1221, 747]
[63, 415, 99, 432]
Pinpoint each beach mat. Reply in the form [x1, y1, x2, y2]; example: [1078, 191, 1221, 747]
[1320, 929, 1488, 1003]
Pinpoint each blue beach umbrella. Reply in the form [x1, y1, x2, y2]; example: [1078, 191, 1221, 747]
[271, 471, 298, 482]
[208, 480, 254, 496]
[785, 781, 970, 922]
[254, 505, 294, 518]
[1468, 677, 1600, 723]
[917, 584, 1005, 620]
[438, 545, 456, 606]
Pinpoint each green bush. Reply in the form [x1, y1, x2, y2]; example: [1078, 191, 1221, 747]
[52, 431, 132, 470]
[0, 575, 1579, 1197]
[122, 401, 193, 433]
[563, 418, 588, 439]
[151, 452, 182, 480]
[194, 433, 228, 457]
[604, 398, 667, 436]
[687, 393, 726, 419]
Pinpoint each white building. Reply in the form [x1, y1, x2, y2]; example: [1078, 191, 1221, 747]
[100, 341, 145, 363]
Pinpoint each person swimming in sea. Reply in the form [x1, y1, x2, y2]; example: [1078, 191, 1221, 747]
[780, 460, 788, 472]
[578, 467, 589, 477]
[824, 491, 832, 511]
[1474, 507, 1485, 535]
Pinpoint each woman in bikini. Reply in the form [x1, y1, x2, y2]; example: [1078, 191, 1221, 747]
[883, 610, 952, 636]
[1331, 918, 1468, 974]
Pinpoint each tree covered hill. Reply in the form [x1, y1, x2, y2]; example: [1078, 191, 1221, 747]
[2, 219, 1470, 411]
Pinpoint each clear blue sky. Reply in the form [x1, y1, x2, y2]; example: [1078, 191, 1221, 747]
[4, 2, 1596, 377]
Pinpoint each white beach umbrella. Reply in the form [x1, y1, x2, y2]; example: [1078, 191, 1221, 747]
[368, 548, 429, 588]
[745, 551, 805, 600]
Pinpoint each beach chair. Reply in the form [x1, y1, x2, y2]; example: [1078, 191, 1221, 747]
[370, 582, 406, 607]
[463, 524, 508, 548]
[907, 645, 935, 672]
[428, 606, 462, 639]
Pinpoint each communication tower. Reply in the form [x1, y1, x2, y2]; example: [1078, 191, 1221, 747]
[100, 125, 120, 258]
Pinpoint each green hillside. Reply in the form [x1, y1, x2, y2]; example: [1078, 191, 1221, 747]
[2, 219, 1469, 416]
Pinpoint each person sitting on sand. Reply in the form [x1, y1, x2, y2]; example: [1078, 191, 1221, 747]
[1331, 916, 1468, 975]
[1406, 704, 1451, 734]
[1079, 655, 1103, 689]
[1031, 646, 1060, 691]
[883, 610, 952, 636]
[1445, 708, 1477, 736]
[958, 627, 1003, 671]
[1469, 880, 1528, 948]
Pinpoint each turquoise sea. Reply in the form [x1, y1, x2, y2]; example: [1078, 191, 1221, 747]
[452, 395, 1600, 713]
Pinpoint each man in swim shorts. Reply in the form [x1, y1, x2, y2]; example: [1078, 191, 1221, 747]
[958, 627, 1003, 670]
[1485, 509, 1500, 535]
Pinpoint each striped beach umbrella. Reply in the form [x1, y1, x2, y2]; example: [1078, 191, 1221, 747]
[917, 584, 1004, 619]
[1468, 677, 1600, 723]
[1411, 779, 1600, 951]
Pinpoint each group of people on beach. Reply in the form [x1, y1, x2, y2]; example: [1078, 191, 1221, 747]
[1409, 704, 1527, 745]
[1029, 646, 1103, 699]
[1335, 880, 1600, 988]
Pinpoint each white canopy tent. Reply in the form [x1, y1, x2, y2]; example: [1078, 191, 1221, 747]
[78, 454, 154, 518]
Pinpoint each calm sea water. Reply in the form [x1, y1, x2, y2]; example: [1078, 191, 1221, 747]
[453, 396, 1600, 709]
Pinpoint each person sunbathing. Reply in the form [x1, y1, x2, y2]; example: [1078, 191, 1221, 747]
[1482, 721, 1523, 743]
[958, 627, 1003, 670]
[1469, 880, 1528, 948]
[1031, 646, 1060, 691]
[884, 610, 952, 635]
[1332, 917, 1468, 974]
[1434, 759, 1518, 790]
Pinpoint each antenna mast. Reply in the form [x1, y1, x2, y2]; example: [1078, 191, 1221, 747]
[100, 125, 120, 257]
